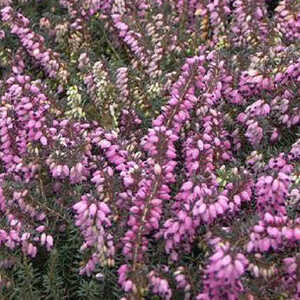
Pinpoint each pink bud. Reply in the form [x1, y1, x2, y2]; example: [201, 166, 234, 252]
[56, 165, 62, 176]
[63, 165, 69, 176]
[36, 226, 45, 233]
[34, 130, 43, 140]
[267, 227, 280, 238]
[218, 196, 229, 209]
[247, 241, 254, 252]
[253, 265, 259, 277]
[124, 280, 133, 292]
[260, 238, 270, 252]
[169, 222, 179, 234]
[197, 140, 204, 151]
[100, 139, 111, 148]
[241, 191, 250, 201]
[209, 204, 217, 219]
[192, 148, 199, 159]
[21, 233, 30, 241]
[210, 250, 224, 261]
[262, 78, 270, 89]
[27, 243, 37, 257]
[254, 225, 264, 233]
[40, 136, 47, 146]
[116, 22, 128, 31]
[294, 227, 300, 240]
[159, 279, 169, 293]
[182, 181, 193, 191]
[233, 195, 241, 206]
[99, 202, 110, 214]
[221, 255, 232, 266]
[124, 176, 134, 187]
[41, 233, 46, 245]
[130, 206, 139, 214]
[235, 260, 244, 275]
[271, 130, 279, 142]
[198, 203, 207, 214]
[256, 7, 263, 18]
[237, 113, 247, 123]
[272, 179, 279, 191]
[282, 226, 293, 240]
[203, 134, 212, 142]
[23, 102, 33, 110]
[73, 201, 87, 213]
[76, 163, 83, 174]
[46, 235, 53, 249]
[264, 213, 274, 223]
[265, 176, 273, 184]
[214, 202, 224, 215]
[89, 203, 97, 217]
[154, 164, 162, 176]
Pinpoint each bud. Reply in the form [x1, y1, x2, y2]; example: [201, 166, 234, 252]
[95, 273, 104, 281]
[41, 233, 46, 246]
[197, 140, 204, 151]
[154, 163, 162, 176]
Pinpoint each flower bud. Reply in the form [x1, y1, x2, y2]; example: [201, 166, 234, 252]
[154, 163, 162, 176]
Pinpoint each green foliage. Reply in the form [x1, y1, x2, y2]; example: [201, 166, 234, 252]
[0, 221, 123, 299]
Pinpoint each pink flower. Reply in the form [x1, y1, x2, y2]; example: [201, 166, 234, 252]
[124, 280, 133, 292]
[40, 136, 47, 146]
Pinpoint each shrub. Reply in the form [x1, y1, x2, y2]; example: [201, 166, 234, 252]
[0, 0, 299, 299]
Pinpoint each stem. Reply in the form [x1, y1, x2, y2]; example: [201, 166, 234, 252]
[102, 22, 122, 61]
[35, 171, 70, 223]
[23, 255, 34, 300]
[166, 70, 195, 128]
[132, 180, 160, 272]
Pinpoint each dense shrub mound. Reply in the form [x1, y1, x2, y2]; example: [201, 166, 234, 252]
[0, 0, 299, 299]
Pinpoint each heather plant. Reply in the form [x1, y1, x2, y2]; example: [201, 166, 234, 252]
[0, 0, 299, 299]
